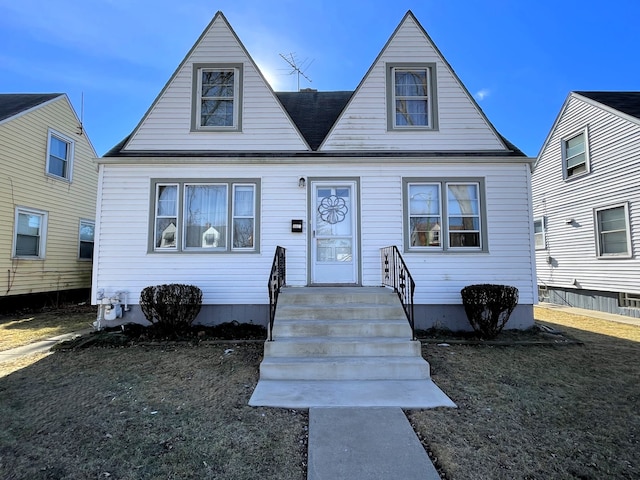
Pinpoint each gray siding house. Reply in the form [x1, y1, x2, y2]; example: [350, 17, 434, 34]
[533, 91, 640, 317]
[93, 11, 536, 330]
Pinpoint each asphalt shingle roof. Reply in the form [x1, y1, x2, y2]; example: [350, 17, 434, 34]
[0, 94, 61, 123]
[575, 91, 640, 121]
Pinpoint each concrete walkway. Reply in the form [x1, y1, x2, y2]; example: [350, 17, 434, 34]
[0, 328, 92, 364]
[308, 408, 441, 480]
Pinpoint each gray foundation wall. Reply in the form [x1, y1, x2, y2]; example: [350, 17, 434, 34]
[98, 302, 534, 332]
[540, 287, 640, 319]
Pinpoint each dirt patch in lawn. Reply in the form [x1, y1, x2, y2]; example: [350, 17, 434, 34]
[0, 343, 307, 480]
[409, 309, 640, 480]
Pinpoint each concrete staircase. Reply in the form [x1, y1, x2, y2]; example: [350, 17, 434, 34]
[249, 287, 455, 408]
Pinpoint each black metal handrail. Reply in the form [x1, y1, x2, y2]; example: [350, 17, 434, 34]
[267, 246, 286, 341]
[381, 246, 416, 340]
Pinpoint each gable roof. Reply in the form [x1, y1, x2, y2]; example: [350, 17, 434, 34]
[275, 91, 352, 151]
[574, 91, 640, 121]
[0, 93, 62, 123]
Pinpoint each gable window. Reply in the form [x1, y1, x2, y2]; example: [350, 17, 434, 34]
[13, 207, 48, 259]
[534, 217, 546, 250]
[562, 129, 589, 179]
[79, 220, 95, 260]
[595, 203, 631, 258]
[46, 129, 74, 181]
[405, 178, 486, 252]
[192, 64, 242, 131]
[151, 179, 259, 253]
[387, 63, 437, 130]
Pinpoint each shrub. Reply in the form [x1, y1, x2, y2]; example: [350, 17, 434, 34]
[140, 284, 203, 332]
[460, 284, 519, 339]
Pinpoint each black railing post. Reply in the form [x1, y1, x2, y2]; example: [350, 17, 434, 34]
[267, 246, 286, 341]
[380, 246, 416, 340]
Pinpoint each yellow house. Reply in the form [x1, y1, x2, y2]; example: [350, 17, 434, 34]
[0, 94, 98, 301]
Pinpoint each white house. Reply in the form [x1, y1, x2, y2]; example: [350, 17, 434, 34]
[93, 11, 536, 331]
[533, 91, 640, 318]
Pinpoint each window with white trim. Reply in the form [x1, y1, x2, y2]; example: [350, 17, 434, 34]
[79, 220, 95, 260]
[563, 129, 589, 178]
[46, 129, 74, 181]
[595, 203, 631, 257]
[151, 179, 259, 253]
[13, 207, 47, 258]
[405, 179, 486, 252]
[192, 64, 242, 130]
[387, 64, 437, 130]
[534, 217, 546, 250]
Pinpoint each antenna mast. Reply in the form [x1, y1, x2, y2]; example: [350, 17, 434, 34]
[279, 53, 313, 91]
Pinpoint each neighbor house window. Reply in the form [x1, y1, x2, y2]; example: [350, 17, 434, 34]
[405, 179, 486, 252]
[46, 129, 74, 181]
[192, 64, 242, 131]
[151, 179, 259, 253]
[619, 292, 640, 309]
[13, 207, 48, 258]
[595, 203, 631, 257]
[563, 129, 589, 178]
[534, 217, 546, 249]
[387, 63, 437, 130]
[79, 220, 95, 260]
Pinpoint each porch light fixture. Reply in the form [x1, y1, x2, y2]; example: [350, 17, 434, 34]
[298, 177, 306, 188]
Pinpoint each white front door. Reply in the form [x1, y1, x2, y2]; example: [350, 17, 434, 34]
[311, 181, 358, 284]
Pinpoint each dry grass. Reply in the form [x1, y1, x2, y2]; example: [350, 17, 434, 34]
[0, 305, 93, 352]
[0, 343, 307, 480]
[409, 306, 640, 479]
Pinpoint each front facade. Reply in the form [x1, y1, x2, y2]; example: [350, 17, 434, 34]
[94, 11, 536, 330]
[0, 94, 98, 299]
[533, 92, 640, 318]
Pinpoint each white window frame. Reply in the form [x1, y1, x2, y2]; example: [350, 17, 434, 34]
[404, 178, 487, 253]
[150, 179, 259, 253]
[594, 203, 631, 258]
[534, 217, 547, 250]
[78, 219, 95, 260]
[13, 207, 48, 259]
[192, 64, 242, 131]
[619, 292, 640, 309]
[46, 129, 74, 181]
[387, 63, 438, 131]
[562, 128, 590, 179]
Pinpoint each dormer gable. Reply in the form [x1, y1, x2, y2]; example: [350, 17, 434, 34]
[122, 12, 309, 152]
[320, 11, 511, 152]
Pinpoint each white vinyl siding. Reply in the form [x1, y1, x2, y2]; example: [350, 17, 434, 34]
[13, 207, 47, 259]
[321, 15, 506, 151]
[533, 93, 640, 295]
[94, 161, 534, 307]
[595, 204, 631, 258]
[124, 16, 307, 151]
[46, 129, 74, 181]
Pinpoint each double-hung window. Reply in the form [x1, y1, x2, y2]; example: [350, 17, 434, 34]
[405, 179, 485, 252]
[192, 64, 242, 131]
[388, 63, 437, 130]
[79, 220, 95, 260]
[595, 203, 631, 257]
[563, 129, 589, 179]
[46, 129, 74, 181]
[534, 218, 546, 250]
[151, 179, 259, 253]
[13, 207, 48, 259]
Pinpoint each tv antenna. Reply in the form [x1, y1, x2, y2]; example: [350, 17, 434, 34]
[279, 53, 313, 91]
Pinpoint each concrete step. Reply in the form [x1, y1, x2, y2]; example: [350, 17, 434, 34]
[279, 286, 399, 306]
[276, 303, 406, 321]
[264, 337, 421, 357]
[272, 318, 412, 338]
[259, 356, 431, 381]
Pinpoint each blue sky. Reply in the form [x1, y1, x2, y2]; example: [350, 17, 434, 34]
[1, 0, 637, 157]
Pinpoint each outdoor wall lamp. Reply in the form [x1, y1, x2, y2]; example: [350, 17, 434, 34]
[298, 177, 306, 188]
